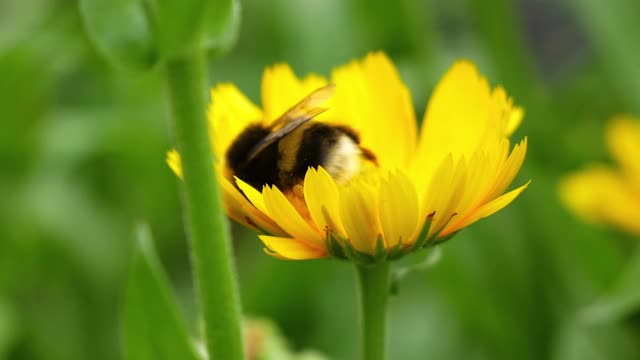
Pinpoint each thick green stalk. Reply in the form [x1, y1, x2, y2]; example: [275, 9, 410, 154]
[165, 52, 244, 360]
[356, 263, 391, 360]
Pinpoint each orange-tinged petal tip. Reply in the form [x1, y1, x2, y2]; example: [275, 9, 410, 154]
[444, 180, 531, 236]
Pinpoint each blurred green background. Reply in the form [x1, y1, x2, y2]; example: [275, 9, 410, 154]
[2, 0, 640, 359]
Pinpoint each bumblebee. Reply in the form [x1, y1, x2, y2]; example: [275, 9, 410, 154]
[225, 84, 377, 192]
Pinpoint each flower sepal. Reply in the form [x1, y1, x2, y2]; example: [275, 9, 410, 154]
[323, 212, 458, 265]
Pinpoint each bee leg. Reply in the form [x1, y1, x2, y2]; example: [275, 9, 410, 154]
[361, 147, 379, 167]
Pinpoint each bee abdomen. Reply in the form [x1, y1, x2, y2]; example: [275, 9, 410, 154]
[290, 124, 362, 184]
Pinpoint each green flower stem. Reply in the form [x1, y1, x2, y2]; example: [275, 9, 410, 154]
[165, 51, 244, 360]
[356, 262, 391, 360]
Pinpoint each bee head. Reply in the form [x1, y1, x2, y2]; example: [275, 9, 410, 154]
[225, 124, 279, 190]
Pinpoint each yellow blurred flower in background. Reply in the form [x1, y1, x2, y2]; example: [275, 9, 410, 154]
[560, 116, 640, 235]
[168, 52, 529, 261]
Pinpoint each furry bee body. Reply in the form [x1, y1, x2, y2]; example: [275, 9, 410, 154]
[226, 122, 369, 191]
[225, 124, 279, 190]
[225, 84, 377, 192]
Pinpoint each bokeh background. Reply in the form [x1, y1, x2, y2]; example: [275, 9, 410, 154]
[2, 0, 640, 359]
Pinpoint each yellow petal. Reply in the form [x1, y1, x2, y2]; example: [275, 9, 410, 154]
[453, 151, 485, 215]
[261, 64, 328, 123]
[219, 176, 285, 236]
[487, 137, 528, 199]
[303, 167, 346, 236]
[417, 155, 452, 220]
[445, 181, 531, 235]
[606, 115, 640, 187]
[507, 106, 524, 136]
[378, 171, 419, 247]
[422, 155, 468, 236]
[209, 84, 263, 163]
[235, 177, 269, 215]
[262, 185, 324, 247]
[456, 138, 526, 216]
[330, 52, 417, 168]
[338, 181, 381, 254]
[165, 150, 284, 235]
[559, 167, 640, 235]
[166, 149, 183, 179]
[418, 61, 490, 165]
[259, 235, 327, 260]
[416, 61, 517, 180]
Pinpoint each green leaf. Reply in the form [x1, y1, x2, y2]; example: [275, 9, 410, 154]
[122, 224, 200, 360]
[553, 316, 640, 360]
[580, 244, 640, 324]
[79, 0, 158, 70]
[0, 300, 18, 358]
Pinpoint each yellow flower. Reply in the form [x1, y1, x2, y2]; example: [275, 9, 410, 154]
[559, 116, 640, 235]
[168, 52, 529, 261]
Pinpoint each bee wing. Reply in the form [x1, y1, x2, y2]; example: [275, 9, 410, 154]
[246, 84, 335, 162]
[270, 83, 335, 129]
